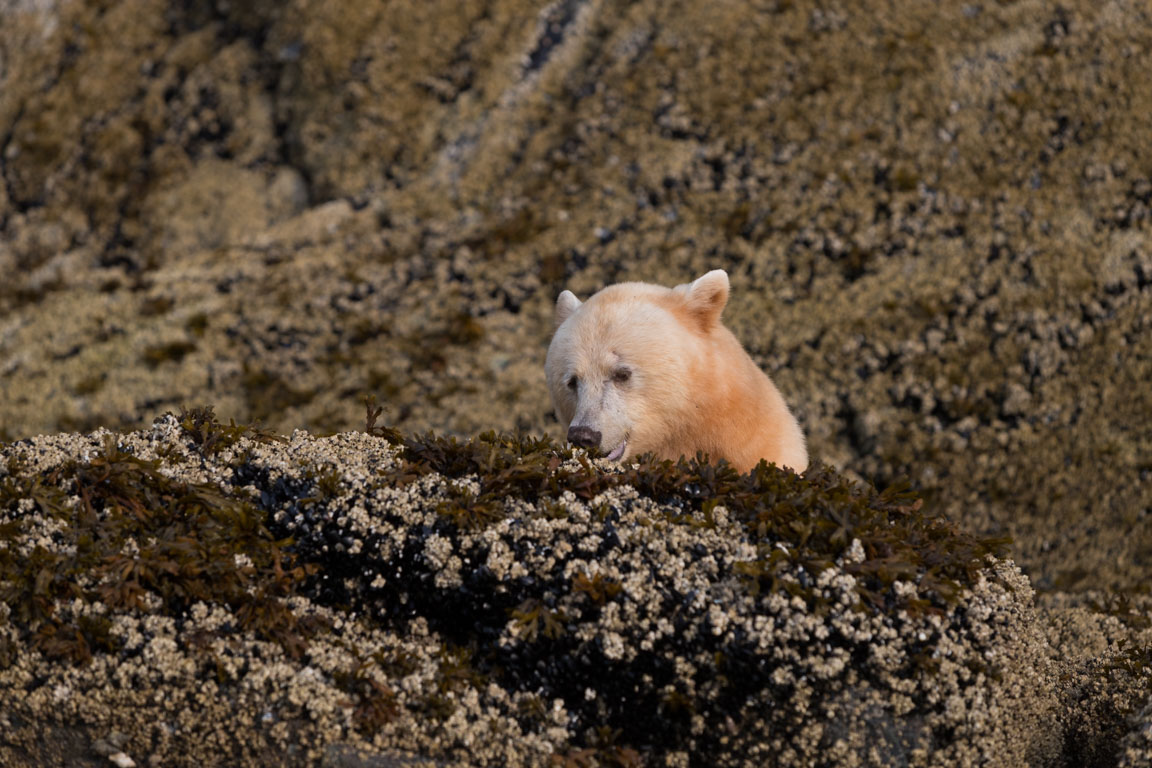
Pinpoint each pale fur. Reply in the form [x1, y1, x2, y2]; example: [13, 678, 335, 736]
[545, 270, 808, 473]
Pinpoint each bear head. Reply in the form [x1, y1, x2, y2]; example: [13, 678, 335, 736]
[544, 270, 730, 463]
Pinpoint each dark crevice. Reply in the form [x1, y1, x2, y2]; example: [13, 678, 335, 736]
[523, 0, 587, 75]
[0, 106, 23, 230]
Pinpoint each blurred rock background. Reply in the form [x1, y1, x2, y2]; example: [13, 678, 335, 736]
[1, 0, 1149, 604]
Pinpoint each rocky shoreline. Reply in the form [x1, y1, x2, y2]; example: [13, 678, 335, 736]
[3, 0, 1152, 764]
[2, 413, 1146, 766]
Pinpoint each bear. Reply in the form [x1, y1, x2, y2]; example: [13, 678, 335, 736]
[545, 269, 808, 473]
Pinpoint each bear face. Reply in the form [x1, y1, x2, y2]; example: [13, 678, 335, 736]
[545, 270, 807, 473]
[545, 281, 697, 463]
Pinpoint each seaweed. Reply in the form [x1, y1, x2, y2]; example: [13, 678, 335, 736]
[334, 661, 401, 734]
[32, 613, 119, 666]
[511, 598, 567, 642]
[177, 404, 281, 457]
[362, 427, 1009, 610]
[571, 571, 622, 606]
[363, 395, 404, 445]
[436, 485, 505, 531]
[0, 434, 321, 666]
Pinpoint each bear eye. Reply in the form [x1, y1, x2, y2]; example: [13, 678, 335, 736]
[612, 368, 631, 384]
[567, 375, 579, 390]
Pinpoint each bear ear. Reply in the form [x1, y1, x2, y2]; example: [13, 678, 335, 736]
[554, 290, 582, 329]
[680, 269, 729, 330]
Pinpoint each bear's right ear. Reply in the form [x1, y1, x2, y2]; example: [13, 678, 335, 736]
[681, 269, 729, 331]
[554, 290, 582, 329]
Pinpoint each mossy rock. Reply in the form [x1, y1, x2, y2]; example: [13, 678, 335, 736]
[4, 413, 1145, 766]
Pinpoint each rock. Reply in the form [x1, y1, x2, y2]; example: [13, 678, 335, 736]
[2, 0, 1151, 763]
[321, 743, 441, 768]
[0, 416, 1147, 766]
[1, 0, 1148, 603]
[1119, 698, 1152, 768]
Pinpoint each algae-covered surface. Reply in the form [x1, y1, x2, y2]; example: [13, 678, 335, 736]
[0, 412, 1138, 767]
[0, 412, 1148, 766]
[1, 0, 1151, 764]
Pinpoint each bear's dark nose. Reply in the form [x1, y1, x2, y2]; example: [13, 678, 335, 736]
[567, 425, 601, 451]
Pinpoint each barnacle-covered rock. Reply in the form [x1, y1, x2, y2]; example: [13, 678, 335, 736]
[2, 0, 1151, 600]
[4, 414, 1143, 766]
[1120, 695, 1152, 768]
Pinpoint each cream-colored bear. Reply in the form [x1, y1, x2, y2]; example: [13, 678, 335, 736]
[545, 270, 807, 473]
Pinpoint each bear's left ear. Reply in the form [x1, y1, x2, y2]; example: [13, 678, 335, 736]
[554, 290, 582, 329]
[681, 270, 729, 330]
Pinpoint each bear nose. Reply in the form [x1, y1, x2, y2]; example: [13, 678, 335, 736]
[567, 425, 602, 451]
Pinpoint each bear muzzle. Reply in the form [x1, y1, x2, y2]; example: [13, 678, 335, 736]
[567, 425, 601, 451]
[568, 426, 628, 461]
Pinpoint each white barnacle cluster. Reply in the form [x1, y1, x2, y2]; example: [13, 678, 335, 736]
[480, 533, 516, 580]
[556, 489, 590, 522]
[5, 498, 71, 557]
[421, 533, 464, 588]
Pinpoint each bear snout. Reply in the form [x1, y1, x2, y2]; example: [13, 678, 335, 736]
[567, 425, 602, 451]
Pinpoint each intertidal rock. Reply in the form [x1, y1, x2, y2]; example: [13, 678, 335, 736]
[3, 413, 1143, 766]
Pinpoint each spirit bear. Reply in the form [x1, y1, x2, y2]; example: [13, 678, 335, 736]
[545, 270, 808, 473]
